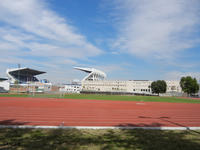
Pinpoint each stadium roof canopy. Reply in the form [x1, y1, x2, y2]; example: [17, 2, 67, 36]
[0, 78, 8, 81]
[7, 67, 46, 84]
[74, 67, 106, 81]
[7, 68, 46, 76]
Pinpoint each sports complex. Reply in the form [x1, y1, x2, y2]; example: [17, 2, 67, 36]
[0, 67, 200, 149]
[0, 67, 200, 129]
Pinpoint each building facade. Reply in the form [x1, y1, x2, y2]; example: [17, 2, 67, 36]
[75, 67, 182, 96]
[59, 80, 81, 93]
[59, 84, 81, 93]
[82, 80, 182, 95]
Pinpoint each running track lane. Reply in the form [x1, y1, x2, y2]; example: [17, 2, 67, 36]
[0, 97, 200, 127]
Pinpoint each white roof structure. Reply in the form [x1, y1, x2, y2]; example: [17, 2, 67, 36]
[74, 67, 106, 81]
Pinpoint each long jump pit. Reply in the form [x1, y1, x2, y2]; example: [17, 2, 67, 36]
[0, 97, 200, 130]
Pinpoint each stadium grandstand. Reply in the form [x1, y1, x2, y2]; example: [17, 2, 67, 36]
[7, 67, 46, 84]
[6, 67, 52, 93]
[74, 67, 106, 81]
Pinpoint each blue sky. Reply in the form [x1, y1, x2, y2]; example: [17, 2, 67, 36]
[0, 0, 200, 83]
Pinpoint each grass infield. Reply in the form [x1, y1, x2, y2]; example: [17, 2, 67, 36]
[0, 93, 200, 103]
[0, 128, 200, 150]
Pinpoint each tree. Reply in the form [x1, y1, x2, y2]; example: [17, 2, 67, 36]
[180, 76, 199, 96]
[151, 80, 167, 96]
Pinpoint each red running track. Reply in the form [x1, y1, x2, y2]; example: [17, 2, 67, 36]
[0, 97, 200, 127]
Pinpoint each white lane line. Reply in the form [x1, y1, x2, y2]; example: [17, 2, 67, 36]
[136, 103, 145, 105]
[0, 125, 200, 130]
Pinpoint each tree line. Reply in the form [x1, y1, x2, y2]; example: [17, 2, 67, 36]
[151, 76, 199, 96]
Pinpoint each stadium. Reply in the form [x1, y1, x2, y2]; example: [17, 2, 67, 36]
[7, 67, 46, 84]
[0, 0, 200, 149]
[5, 67, 52, 93]
[0, 66, 200, 149]
[0, 66, 199, 97]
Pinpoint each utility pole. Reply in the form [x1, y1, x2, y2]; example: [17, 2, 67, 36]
[17, 64, 21, 94]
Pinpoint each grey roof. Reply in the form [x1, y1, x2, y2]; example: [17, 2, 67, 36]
[8, 68, 46, 76]
[0, 78, 8, 81]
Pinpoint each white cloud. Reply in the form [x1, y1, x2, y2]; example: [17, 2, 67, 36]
[0, 0, 102, 61]
[164, 71, 200, 81]
[0, 0, 103, 82]
[110, 0, 200, 59]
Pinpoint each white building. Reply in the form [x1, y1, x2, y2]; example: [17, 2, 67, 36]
[82, 80, 181, 95]
[59, 80, 81, 93]
[59, 84, 81, 93]
[75, 67, 182, 96]
[0, 77, 9, 92]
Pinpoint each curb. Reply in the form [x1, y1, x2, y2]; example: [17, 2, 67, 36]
[0, 125, 200, 130]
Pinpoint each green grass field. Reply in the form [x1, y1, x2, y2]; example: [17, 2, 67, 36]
[0, 128, 200, 150]
[0, 93, 200, 103]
